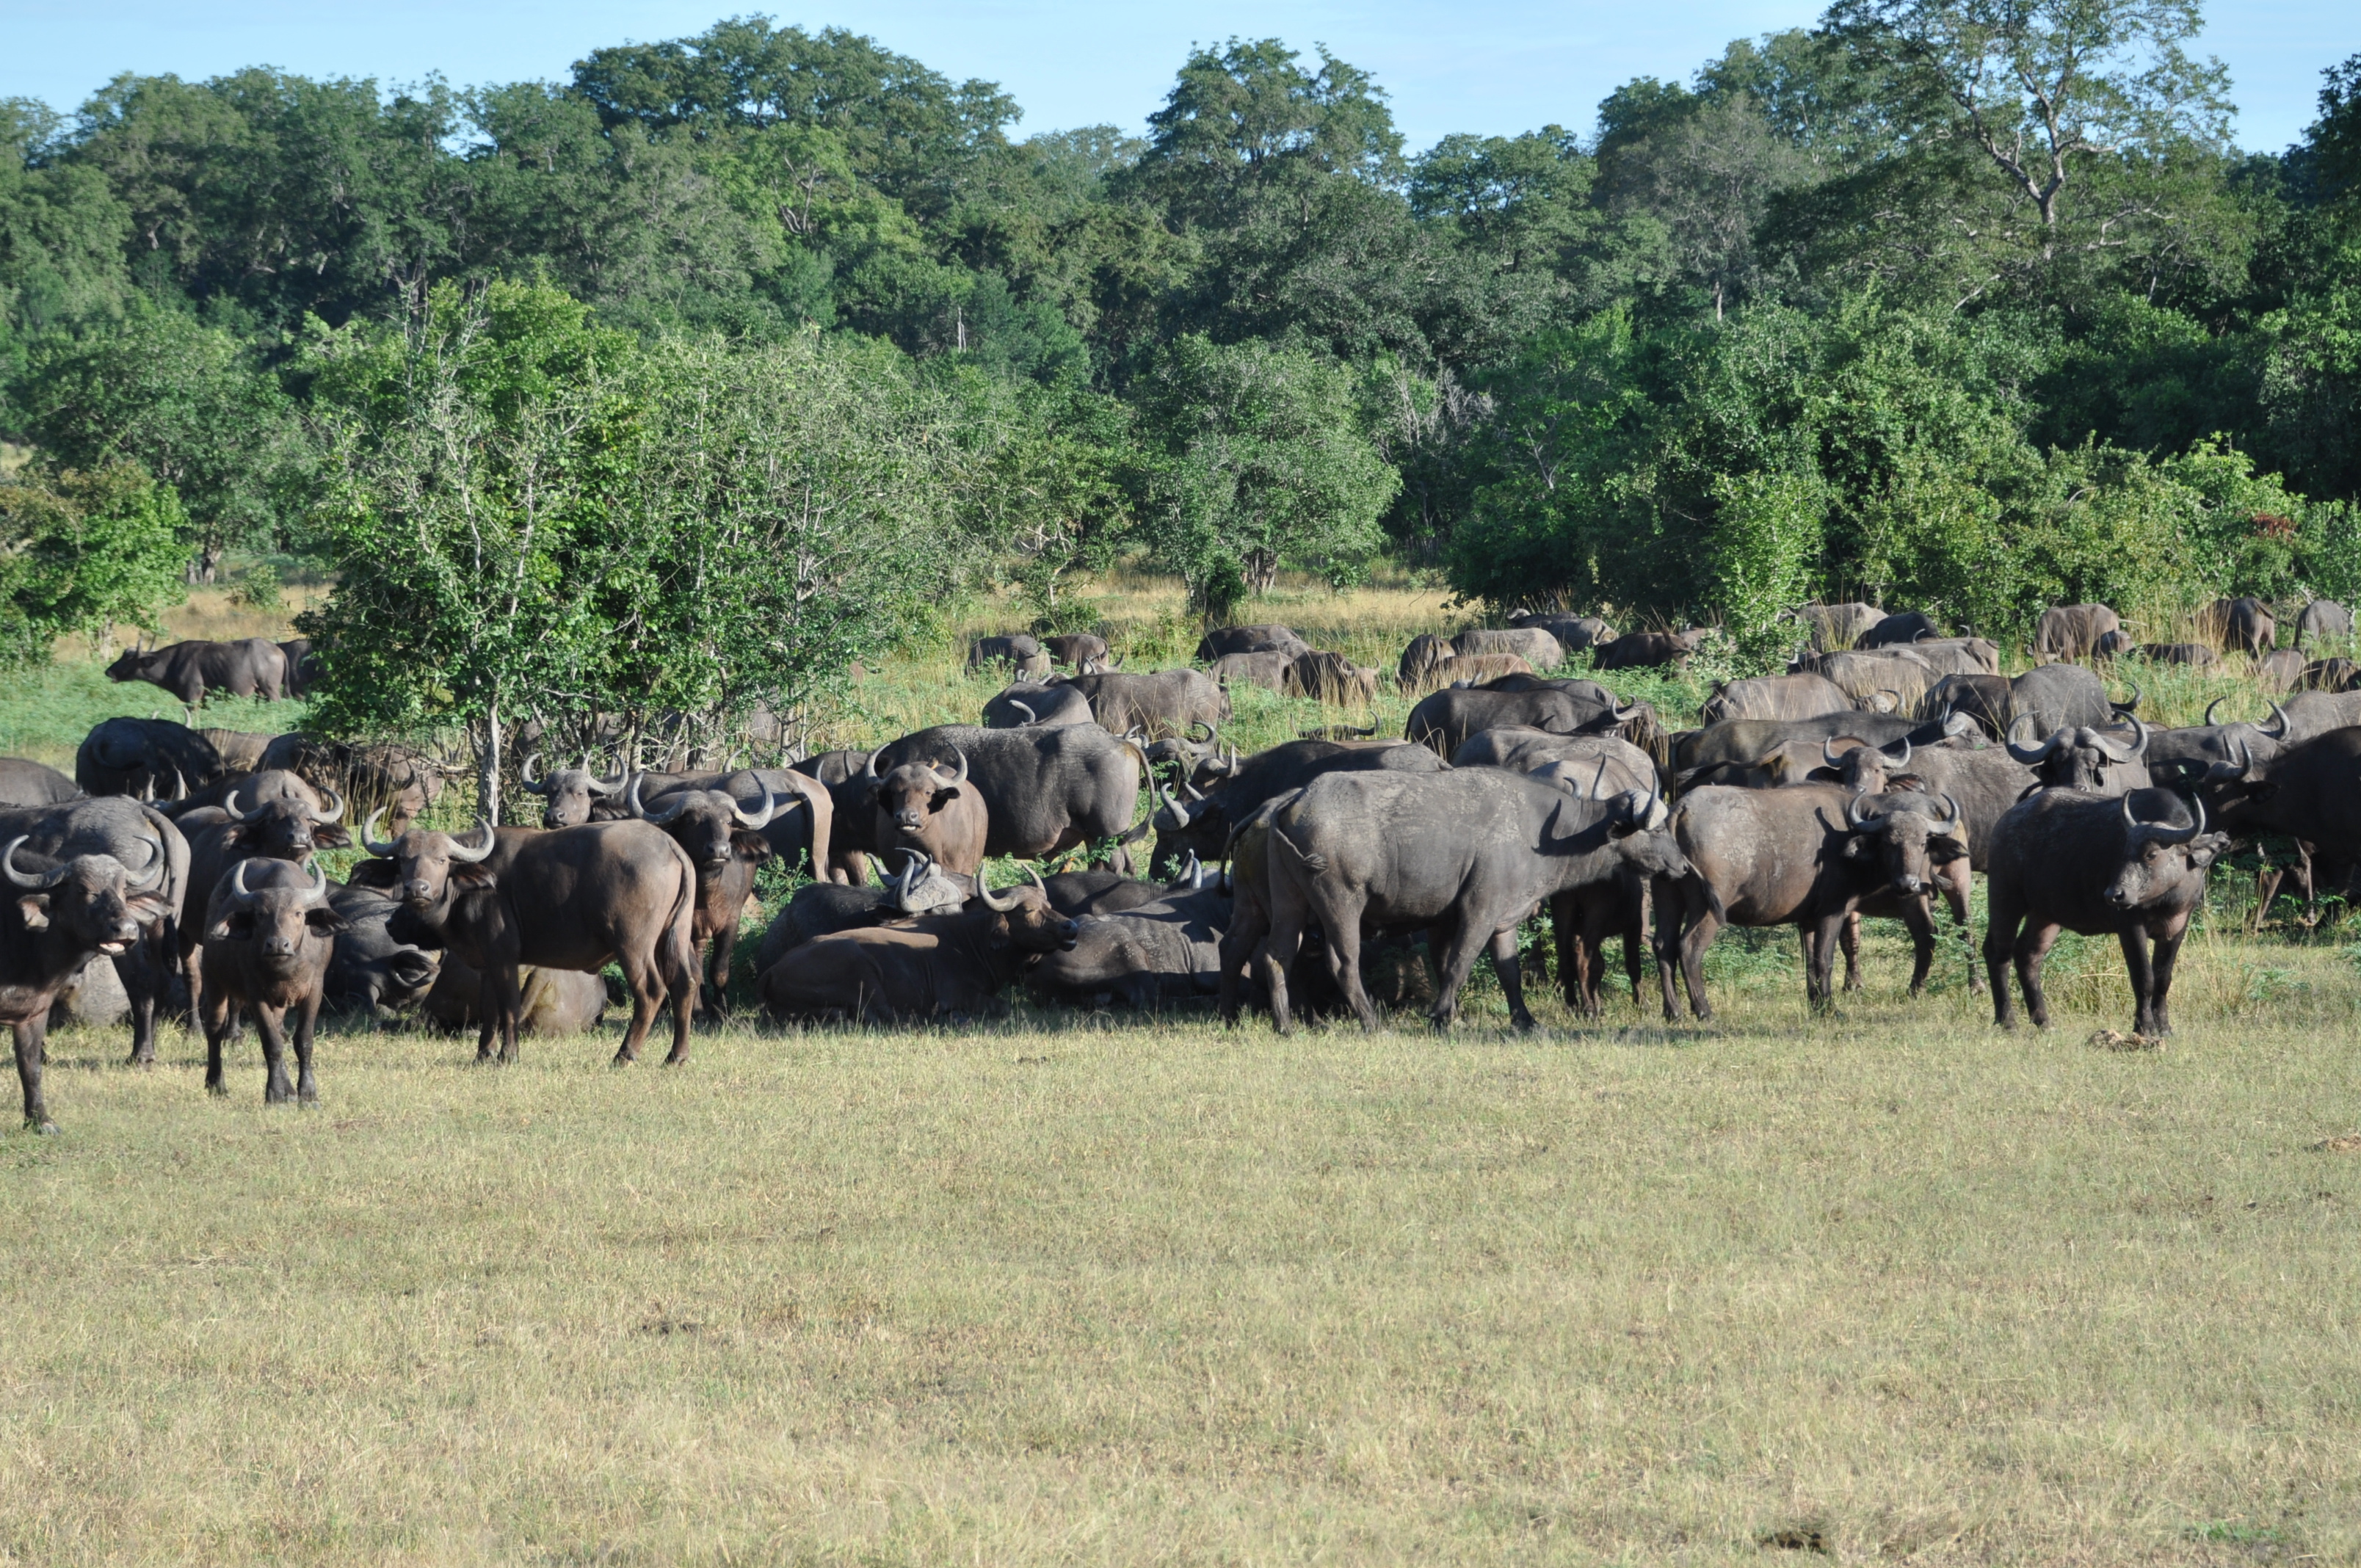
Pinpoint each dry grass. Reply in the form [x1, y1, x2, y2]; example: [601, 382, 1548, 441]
[7, 925, 2361, 1565]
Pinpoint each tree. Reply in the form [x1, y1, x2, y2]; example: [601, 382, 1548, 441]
[0, 459, 187, 665]
[1129, 335, 1399, 614]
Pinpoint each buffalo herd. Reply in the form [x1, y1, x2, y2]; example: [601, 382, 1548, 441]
[8, 598, 2361, 1133]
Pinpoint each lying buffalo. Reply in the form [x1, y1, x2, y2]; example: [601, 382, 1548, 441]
[1702, 673, 1853, 725]
[1454, 627, 1562, 669]
[323, 881, 441, 1016]
[77, 717, 226, 799]
[759, 869, 1078, 1023]
[752, 850, 968, 974]
[1782, 603, 1882, 653]
[423, 954, 609, 1037]
[1057, 669, 1229, 738]
[1595, 628, 1711, 670]
[1406, 685, 1631, 758]
[1985, 789, 2225, 1036]
[982, 681, 1096, 727]
[1210, 650, 1293, 693]
[1025, 882, 1230, 1009]
[1857, 611, 1938, 648]
[0, 759, 81, 807]
[1043, 633, 1111, 670]
[1922, 673, 2012, 738]
[1283, 650, 1380, 704]
[1150, 737, 1445, 873]
[1197, 624, 1308, 662]
[106, 636, 288, 707]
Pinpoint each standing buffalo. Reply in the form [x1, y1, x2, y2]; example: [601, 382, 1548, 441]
[279, 639, 320, 697]
[257, 733, 446, 835]
[967, 634, 1047, 675]
[2005, 714, 2152, 794]
[982, 681, 1097, 728]
[175, 777, 351, 1022]
[1406, 685, 1631, 758]
[2034, 603, 2124, 663]
[1702, 673, 1854, 725]
[2201, 597, 2275, 656]
[1283, 650, 1381, 704]
[1056, 669, 1229, 738]
[1595, 628, 1711, 670]
[77, 718, 226, 799]
[2010, 664, 2133, 735]
[2258, 647, 2310, 692]
[105, 637, 288, 708]
[1799, 648, 1937, 711]
[350, 817, 700, 1067]
[197, 860, 345, 1103]
[1197, 625, 1310, 662]
[1984, 790, 2224, 1036]
[1210, 651, 1294, 693]
[866, 748, 989, 876]
[1857, 611, 1939, 648]
[1257, 766, 1672, 1032]
[1149, 737, 1446, 873]
[1782, 603, 1884, 653]
[2295, 600, 2353, 649]
[1921, 673, 2012, 738]
[1509, 611, 1617, 651]
[515, 756, 624, 828]
[1043, 633, 1111, 670]
[868, 725, 1148, 865]
[626, 774, 784, 1012]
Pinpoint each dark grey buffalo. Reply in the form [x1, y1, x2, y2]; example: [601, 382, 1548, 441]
[1258, 766, 1672, 1033]
[1525, 758, 1689, 1016]
[515, 755, 624, 827]
[1454, 627, 1563, 669]
[2010, 663, 2133, 735]
[1043, 633, 1111, 671]
[627, 774, 783, 1012]
[2259, 648, 2310, 692]
[982, 681, 1096, 727]
[257, 733, 446, 835]
[759, 870, 1079, 1023]
[1782, 603, 1883, 653]
[0, 759, 81, 807]
[1798, 648, 1938, 711]
[1026, 883, 1230, 1008]
[1672, 711, 1974, 779]
[1701, 673, 1853, 725]
[1210, 651, 1293, 693]
[1197, 625, 1309, 662]
[2139, 642, 2219, 667]
[1857, 611, 1938, 648]
[1812, 737, 2035, 872]
[868, 725, 1148, 866]
[322, 882, 441, 1016]
[752, 851, 968, 976]
[279, 638, 320, 697]
[105, 637, 288, 707]
[967, 634, 1047, 675]
[197, 729, 272, 774]
[1595, 629, 1711, 670]
[1040, 857, 1208, 918]
[1398, 634, 1454, 688]
[1984, 789, 2225, 1036]
[1406, 685, 1629, 758]
[2005, 715, 2151, 794]
[177, 777, 351, 1021]
[349, 816, 699, 1066]
[77, 717, 226, 799]
[1283, 650, 1381, 704]
[2202, 597, 2275, 656]
[1653, 783, 1959, 1018]
[2034, 603, 2123, 663]
[1150, 737, 1446, 872]
[0, 811, 175, 1130]
[1453, 727, 1658, 783]
[2295, 600, 2353, 649]
[197, 860, 345, 1103]
[1056, 669, 1229, 738]
[2297, 658, 2361, 693]
[1921, 673, 2012, 738]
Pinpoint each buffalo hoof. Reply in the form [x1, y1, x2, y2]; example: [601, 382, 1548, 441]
[31, 1119, 58, 1135]
[609, 1050, 637, 1069]
[206, 1081, 229, 1098]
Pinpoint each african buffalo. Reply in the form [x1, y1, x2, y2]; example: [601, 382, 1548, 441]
[1984, 789, 2225, 1035]
[1595, 628, 1711, 670]
[2258, 648, 2310, 692]
[257, 733, 445, 835]
[1509, 612, 1617, 650]
[322, 882, 440, 1016]
[2139, 642, 2219, 667]
[758, 869, 1079, 1023]
[864, 747, 987, 876]
[77, 717, 226, 799]
[1672, 711, 1975, 777]
[0, 760, 81, 807]
[1040, 857, 1206, 918]
[752, 850, 968, 975]
[1452, 727, 1658, 785]
[2202, 597, 2275, 656]
[2297, 658, 2361, 693]
[2010, 663, 2133, 735]
[1454, 627, 1563, 669]
[105, 637, 287, 708]
[868, 725, 1149, 868]
[197, 860, 344, 1103]
[279, 639, 320, 697]
[1056, 669, 1229, 738]
[968, 634, 1047, 675]
[2295, 600, 2353, 649]
[1043, 633, 1111, 671]
[1197, 625, 1310, 662]
[1857, 611, 1938, 648]
[1210, 651, 1293, 693]
[1406, 685, 1629, 758]
[0, 813, 175, 1129]
[422, 954, 609, 1037]
[982, 681, 1097, 727]
[1432, 653, 1535, 686]
[1702, 673, 1853, 725]
[515, 755, 623, 827]
[1025, 883, 1230, 1008]
[1525, 758, 1691, 1016]
[177, 777, 350, 1021]
[1797, 648, 1937, 711]
[350, 816, 699, 1066]
[2006, 714, 2152, 794]
[1259, 766, 1672, 1032]
[2034, 603, 2124, 663]
[627, 774, 784, 1012]
[1150, 737, 1446, 873]
[1283, 650, 1381, 704]
[1921, 673, 2012, 738]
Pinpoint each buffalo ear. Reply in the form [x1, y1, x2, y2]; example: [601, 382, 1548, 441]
[306, 910, 352, 935]
[730, 832, 775, 861]
[987, 913, 1011, 949]
[1931, 835, 1969, 860]
[15, 895, 49, 931]
[127, 893, 171, 926]
[347, 859, 401, 890]
[1840, 835, 1870, 858]
[313, 826, 352, 849]
[450, 864, 498, 890]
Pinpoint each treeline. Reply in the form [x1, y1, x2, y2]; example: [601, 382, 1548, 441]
[2, 3, 2360, 697]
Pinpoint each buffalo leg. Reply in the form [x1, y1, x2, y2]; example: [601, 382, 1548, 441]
[293, 991, 322, 1103]
[704, 922, 739, 1019]
[1900, 898, 1938, 997]
[1677, 901, 1719, 1023]
[1838, 911, 1865, 992]
[1623, 872, 1650, 1005]
[661, 923, 699, 1065]
[2117, 927, 2159, 1037]
[2012, 921, 2062, 1029]
[2147, 918, 2189, 1036]
[1216, 899, 1269, 1026]
[255, 1003, 293, 1105]
[1487, 926, 1538, 1032]
[1802, 914, 1845, 1009]
[1313, 902, 1382, 1032]
[202, 991, 235, 1096]
[1426, 920, 1493, 1032]
[1984, 888, 2024, 1026]
[1260, 872, 1315, 1037]
[487, 964, 526, 1065]
[1549, 893, 1590, 1015]
[15, 1020, 52, 1133]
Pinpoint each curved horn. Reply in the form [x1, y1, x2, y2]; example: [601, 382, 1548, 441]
[2005, 715, 2064, 765]
[944, 747, 968, 788]
[299, 860, 330, 906]
[2205, 695, 2230, 727]
[1935, 793, 1963, 830]
[1844, 792, 1887, 832]
[1153, 770, 1193, 831]
[584, 771, 621, 796]
[231, 781, 263, 821]
[2128, 791, 2206, 844]
[1189, 721, 1216, 745]
[2262, 701, 2291, 740]
[628, 772, 692, 827]
[1882, 736, 1912, 768]
[446, 819, 498, 863]
[732, 788, 779, 830]
[977, 870, 1023, 912]
[1008, 700, 1036, 725]
[362, 807, 400, 857]
[120, 835, 164, 890]
[863, 745, 888, 780]
[893, 849, 927, 915]
[1, 838, 66, 889]
[229, 857, 263, 904]
[308, 784, 344, 826]
[518, 754, 551, 794]
[1822, 735, 1849, 767]
[2086, 714, 2147, 764]
[1590, 756, 1611, 802]
[2111, 679, 2143, 714]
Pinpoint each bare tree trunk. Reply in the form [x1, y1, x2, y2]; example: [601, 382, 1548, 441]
[476, 698, 503, 827]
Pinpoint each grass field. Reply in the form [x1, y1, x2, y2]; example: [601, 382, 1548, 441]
[7, 578, 2361, 1563]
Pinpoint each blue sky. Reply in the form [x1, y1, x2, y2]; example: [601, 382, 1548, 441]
[1, 0, 2351, 155]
